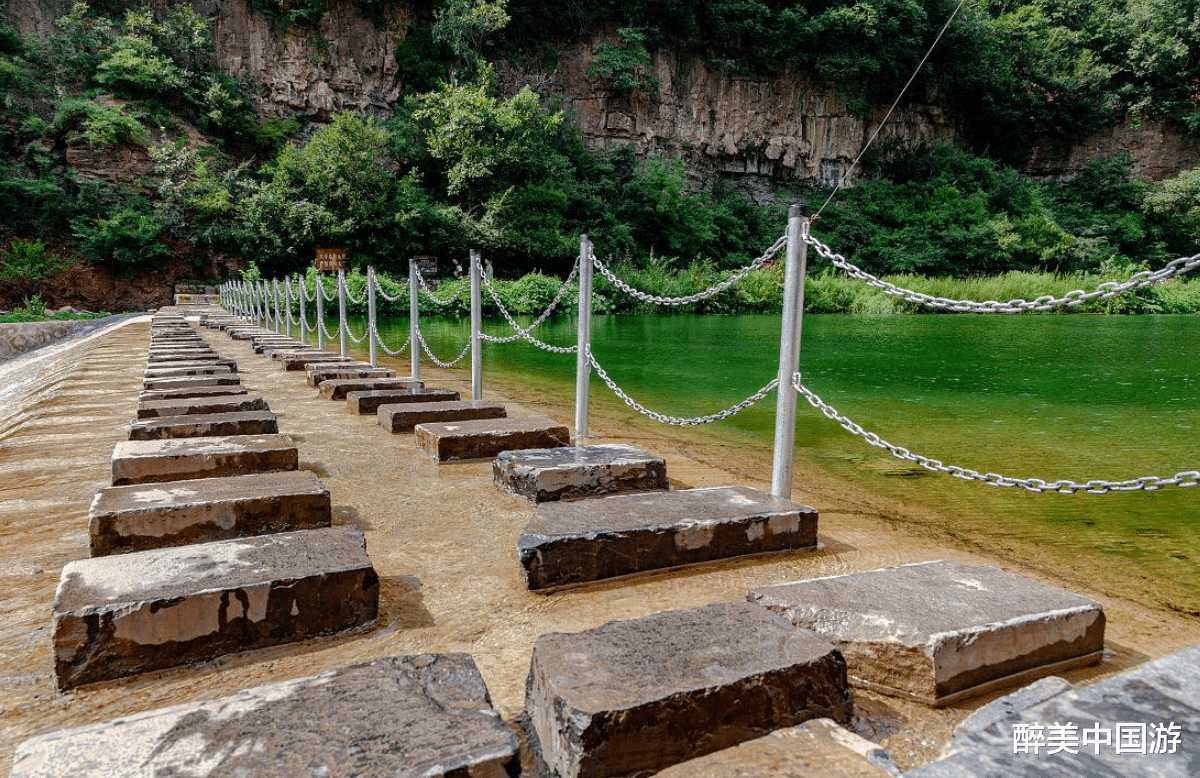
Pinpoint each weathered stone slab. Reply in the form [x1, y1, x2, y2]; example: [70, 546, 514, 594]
[128, 410, 279, 440]
[52, 526, 378, 689]
[111, 434, 298, 485]
[307, 366, 396, 386]
[137, 394, 268, 419]
[909, 645, 1200, 778]
[138, 385, 250, 402]
[347, 388, 460, 415]
[416, 416, 570, 462]
[527, 602, 853, 778]
[520, 486, 818, 590]
[378, 400, 506, 433]
[142, 374, 241, 391]
[278, 353, 352, 371]
[143, 364, 233, 379]
[495, 444, 668, 503]
[253, 338, 309, 354]
[318, 377, 424, 400]
[655, 719, 902, 778]
[748, 560, 1105, 706]
[13, 653, 518, 778]
[89, 470, 331, 555]
[228, 328, 278, 340]
[144, 358, 237, 374]
[146, 347, 215, 357]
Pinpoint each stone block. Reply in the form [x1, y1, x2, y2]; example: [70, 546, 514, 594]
[307, 367, 397, 386]
[527, 602, 853, 778]
[655, 719, 902, 778]
[748, 560, 1105, 706]
[318, 377, 424, 400]
[146, 349, 218, 360]
[111, 434, 298, 485]
[142, 375, 241, 391]
[52, 526, 379, 689]
[12, 653, 518, 778]
[519, 486, 818, 590]
[228, 328, 276, 340]
[378, 400, 506, 433]
[346, 388, 460, 415]
[495, 444, 668, 503]
[89, 470, 331, 555]
[143, 364, 233, 379]
[276, 352, 349, 370]
[416, 416, 570, 462]
[253, 339, 309, 354]
[128, 410, 279, 440]
[138, 385, 250, 402]
[137, 394, 268, 419]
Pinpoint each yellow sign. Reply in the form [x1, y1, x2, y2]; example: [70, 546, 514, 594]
[314, 247, 348, 272]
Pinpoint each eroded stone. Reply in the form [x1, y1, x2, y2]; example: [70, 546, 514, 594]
[317, 377, 424, 400]
[346, 388, 460, 415]
[495, 444, 668, 503]
[138, 385, 250, 402]
[111, 434, 298, 485]
[307, 367, 396, 386]
[141, 375, 242, 391]
[136, 394, 268, 419]
[128, 410, 279, 440]
[377, 400, 505, 433]
[143, 364, 233, 379]
[416, 416, 569, 462]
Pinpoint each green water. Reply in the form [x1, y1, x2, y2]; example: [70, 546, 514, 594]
[369, 313, 1200, 613]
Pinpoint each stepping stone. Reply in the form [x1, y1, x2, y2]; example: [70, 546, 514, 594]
[137, 394, 268, 419]
[378, 400, 506, 433]
[128, 410, 279, 440]
[139, 385, 250, 402]
[347, 388, 460, 415]
[416, 415, 570, 462]
[519, 486, 818, 591]
[254, 339, 310, 354]
[89, 470, 331, 555]
[146, 347, 215, 357]
[909, 645, 1200, 777]
[748, 560, 1106, 707]
[229, 328, 278, 340]
[655, 719, 902, 778]
[278, 353, 352, 371]
[142, 374, 241, 391]
[303, 361, 373, 381]
[143, 364, 233, 379]
[13, 653, 518, 778]
[318, 377, 424, 400]
[111, 434, 298, 485]
[495, 444, 668, 503]
[307, 366, 396, 386]
[52, 526, 378, 689]
[145, 358, 237, 373]
[527, 602, 853, 778]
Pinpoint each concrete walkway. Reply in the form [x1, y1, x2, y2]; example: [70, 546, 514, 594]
[3, 315, 1200, 774]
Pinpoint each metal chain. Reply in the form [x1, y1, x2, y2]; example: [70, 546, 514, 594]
[807, 234, 1200, 313]
[299, 278, 317, 303]
[790, 374, 1200, 493]
[480, 330, 578, 354]
[372, 273, 406, 303]
[413, 263, 465, 306]
[345, 320, 369, 345]
[590, 235, 787, 306]
[320, 316, 338, 341]
[415, 325, 471, 367]
[319, 278, 337, 302]
[588, 347, 778, 425]
[372, 324, 411, 356]
[341, 274, 366, 306]
[480, 260, 579, 345]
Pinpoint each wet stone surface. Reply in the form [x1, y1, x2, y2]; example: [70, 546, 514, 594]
[526, 602, 854, 778]
[111, 434, 298, 485]
[142, 364, 233, 379]
[138, 385, 250, 402]
[416, 415, 570, 462]
[306, 366, 396, 386]
[89, 470, 331, 555]
[318, 377, 424, 400]
[346, 387, 459, 415]
[136, 394, 268, 419]
[141, 374, 241, 391]
[494, 444, 669, 503]
[519, 486, 818, 590]
[53, 526, 379, 690]
[378, 400, 506, 433]
[127, 410, 279, 440]
[748, 560, 1106, 706]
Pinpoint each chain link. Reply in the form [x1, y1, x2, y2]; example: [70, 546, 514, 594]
[413, 262, 466, 306]
[590, 235, 788, 307]
[791, 374, 1199, 493]
[345, 321, 369, 345]
[807, 234, 1200, 313]
[318, 278, 337, 302]
[372, 273, 406, 303]
[415, 326, 471, 367]
[479, 260, 579, 350]
[588, 347, 778, 425]
[371, 323, 411, 356]
[341, 274, 366, 306]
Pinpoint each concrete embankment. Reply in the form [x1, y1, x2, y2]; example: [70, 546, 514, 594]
[0, 317, 133, 361]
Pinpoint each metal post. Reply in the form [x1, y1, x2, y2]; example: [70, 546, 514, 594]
[409, 258, 420, 382]
[284, 277, 293, 338]
[770, 204, 811, 499]
[367, 267, 378, 366]
[337, 269, 348, 357]
[573, 234, 594, 443]
[298, 274, 307, 344]
[315, 274, 326, 350]
[470, 249, 482, 401]
[273, 279, 282, 333]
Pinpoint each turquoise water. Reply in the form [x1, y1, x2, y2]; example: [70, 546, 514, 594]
[366, 313, 1200, 612]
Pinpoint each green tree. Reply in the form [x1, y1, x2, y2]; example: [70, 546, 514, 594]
[588, 27, 659, 92]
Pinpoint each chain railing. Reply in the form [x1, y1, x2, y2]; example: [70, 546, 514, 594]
[372, 323, 411, 357]
[413, 262, 465, 306]
[415, 325, 471, 368]
[480, 259, 579, 353]
[590, 236, 788, 307]
[372, 274, 406, 303]
[808, 233, 1200, 313]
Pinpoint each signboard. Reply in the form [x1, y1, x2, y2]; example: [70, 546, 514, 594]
[413, 255, 438, 277]
[314, 247, 348, 273]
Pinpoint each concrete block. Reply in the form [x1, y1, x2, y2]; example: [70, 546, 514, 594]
[136, 394, 268, 419]
[143, 364, 233, 379]
[520, 486, 818, 590]
[89, 470, 331, 555]
[346, 388, 460, 415]
[306, 367, 397, 386]
[416, 416, 570, 462]
[52, 526, 378, 690]
[378, 400, 506, 433]
[318, 377, 424, 400]
[748, 560, 1105, 706]
[527, 602, 853, 778]
[495, 444, 668, 503]
[909, 645, 1200, 777]
[655, 719, 902, 778]
[128, 410, 279, 440]
[138, 385, 250, 402]
[111, 434, 298, 485]
[141, 375, 241, 391]
[13, 653, 518, 778]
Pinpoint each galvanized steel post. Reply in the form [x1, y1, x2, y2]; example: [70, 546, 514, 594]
[770, 204, 811, 499]
[297, 274, 307, 344]
[337, 269, 348, 357]
[273, 279, 282, 333]
[367, 267, 378, 366]
[284, 277, 293, 337]
[573, 234, 594, 443]
[315, 274, 326, 350]
[408, 258, 420, 382]
[470, 250, 482, 400]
